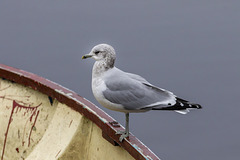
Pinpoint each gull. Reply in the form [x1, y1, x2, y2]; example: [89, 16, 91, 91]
[82, 44, 202, 142]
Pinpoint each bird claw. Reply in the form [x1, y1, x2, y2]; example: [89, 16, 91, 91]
[119, 133, 129, 142]
[116, 130, 129, 142]
[115, 130, 126, 135]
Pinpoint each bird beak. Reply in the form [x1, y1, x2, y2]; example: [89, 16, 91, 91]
[82, 54, 93, 59]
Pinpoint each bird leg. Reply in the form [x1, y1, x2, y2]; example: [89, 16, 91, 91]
[116, 113, 129, 142]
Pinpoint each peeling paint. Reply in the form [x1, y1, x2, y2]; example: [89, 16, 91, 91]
[66, 93, 73, 96]
[98, 117, 108, 124]
[55, 89, 65, 95]
[132, 144, 155, 160]
[0, 64, 160, 160]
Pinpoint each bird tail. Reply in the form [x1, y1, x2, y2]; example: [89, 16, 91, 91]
[152, 97, 202, 114]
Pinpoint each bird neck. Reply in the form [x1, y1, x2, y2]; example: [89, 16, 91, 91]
[92, 57, 115, 76]
[92, 61, 111, 78]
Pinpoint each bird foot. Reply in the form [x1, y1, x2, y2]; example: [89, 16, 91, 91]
[115, 130, 126, 135]
[116, 130, 129, 142]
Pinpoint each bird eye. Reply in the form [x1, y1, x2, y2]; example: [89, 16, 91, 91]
[94, 51, 100, 55]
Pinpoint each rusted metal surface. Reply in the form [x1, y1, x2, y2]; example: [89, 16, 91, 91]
[0, 64, 160, 160]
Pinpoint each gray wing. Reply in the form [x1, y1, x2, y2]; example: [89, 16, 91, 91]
[125, 72, 150, 84]
[102, 72, 176, 111]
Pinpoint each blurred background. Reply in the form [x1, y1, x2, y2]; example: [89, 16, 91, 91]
[0, 1, 240, 159]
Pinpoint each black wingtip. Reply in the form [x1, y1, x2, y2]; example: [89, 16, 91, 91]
[194, 104, 202, 109]
[176, 97, 202, 108]
[186, 103, 202, 110]
[151, 97, 202, 111]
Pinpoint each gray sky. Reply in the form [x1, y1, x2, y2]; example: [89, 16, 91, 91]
[1, 1, 240, 159]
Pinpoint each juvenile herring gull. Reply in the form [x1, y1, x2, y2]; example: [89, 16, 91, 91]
[82, 44, 202, 142]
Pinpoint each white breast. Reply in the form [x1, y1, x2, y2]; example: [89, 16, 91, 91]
[92, 75, 128, 112]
